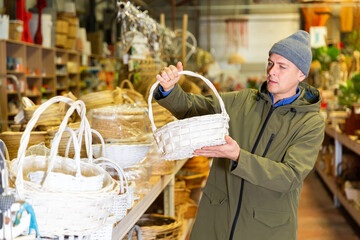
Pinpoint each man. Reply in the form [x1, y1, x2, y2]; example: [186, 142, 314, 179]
[154, 30, 324, 240]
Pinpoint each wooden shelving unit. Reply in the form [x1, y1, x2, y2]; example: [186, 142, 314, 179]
[316, 125, 360, 226]
[315, 164, 360, 226]
[0, 40, 81, 131]
[112, 159, 188, 240]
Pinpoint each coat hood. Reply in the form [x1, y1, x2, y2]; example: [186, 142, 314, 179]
[257, 81, 322, 113]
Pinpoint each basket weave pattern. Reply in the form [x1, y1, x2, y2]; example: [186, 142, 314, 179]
[127, 214, 182, 240]
[148, 71, 229, 160]
[12, 96, 120, 237]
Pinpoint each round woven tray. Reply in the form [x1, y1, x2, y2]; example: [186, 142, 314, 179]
[127, 214, 182, 240]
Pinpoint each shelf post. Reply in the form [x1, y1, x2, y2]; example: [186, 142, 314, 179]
[334, 133, 342, 207]
[164, 177, 175, 217]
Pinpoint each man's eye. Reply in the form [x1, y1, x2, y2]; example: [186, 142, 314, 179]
[280, 66, 286, 69]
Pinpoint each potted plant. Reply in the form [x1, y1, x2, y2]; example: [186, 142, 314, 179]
[312, 46, 341, 89]
[338, 73, 360, 135]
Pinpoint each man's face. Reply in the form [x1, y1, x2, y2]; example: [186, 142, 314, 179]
[266, 53, 305, 103]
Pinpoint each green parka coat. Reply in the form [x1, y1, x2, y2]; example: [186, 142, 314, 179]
[154, 81, 325, 240]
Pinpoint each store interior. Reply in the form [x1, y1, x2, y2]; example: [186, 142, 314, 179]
[0, 0, 360, 239]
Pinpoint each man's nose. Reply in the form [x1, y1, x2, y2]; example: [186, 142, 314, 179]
[268, 65, 276, 75]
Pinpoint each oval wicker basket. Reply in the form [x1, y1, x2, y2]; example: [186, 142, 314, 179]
[120, 79, 147, 105]
[92, 143, 152, 168]
[23, 97, 64, 128]
[79, 90, 114, 109]
[126, 214, 182, 240]
[148, 71, 230, 160]
[0, 131, 47, 160]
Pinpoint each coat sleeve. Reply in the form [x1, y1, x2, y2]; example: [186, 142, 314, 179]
[154, 84, 222, 119]
[231, 116, 325, 193]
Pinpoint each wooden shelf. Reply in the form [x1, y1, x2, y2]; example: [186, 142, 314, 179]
[6, 70, 25, 74]
[315, 165, 360, 226]
[42, 75, 55, 78]
[7, 91, 19, 95]
[56, 73, 67, 77]
[42, 90, 55, 94]
[26, 75, 41, 78]
[26, 94, 41, 97]
[8, 112, 18, 116]
[325, 126, 360, 155]
[56, 87, 67, 91]
[112, 159, 187, 240]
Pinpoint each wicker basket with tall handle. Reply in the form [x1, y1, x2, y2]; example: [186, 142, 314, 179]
[11, 96, 120, 237]
[148, 70, 230, 160]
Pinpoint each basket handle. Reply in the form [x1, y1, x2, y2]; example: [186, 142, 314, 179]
[15, 96, 80, 193]
[64, 128, 106, 161]
[43, 126, 81, 187]
[93, 157, 128, 195]
[120, 79, 135, 91]
[147, 70, 228, 132]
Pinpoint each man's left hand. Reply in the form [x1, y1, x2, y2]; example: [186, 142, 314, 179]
[193, 136, 240, 161]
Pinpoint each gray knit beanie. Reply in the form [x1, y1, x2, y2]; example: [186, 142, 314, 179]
[269, 30, 312, 77]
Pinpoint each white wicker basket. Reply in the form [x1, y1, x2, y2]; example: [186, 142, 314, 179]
[148, 70, 230, 160]
[12, 96, 120, 237]
[93, 157, 132, 222]
[92, 143, 152, 168]
[89, 216, 116, 240]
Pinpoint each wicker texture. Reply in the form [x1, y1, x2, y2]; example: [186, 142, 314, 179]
[11, 96, 120, 237]
[91, 105, 152, 143]
[92, 143, 152, 168]
[0, 131, 47, 160]
[89, 216, 116, 240]
[93, 157, 132, 222]
[176, 169, 208, 189]
[79, 90, 114, 109]
[126, 214, 182, 240]
[148, 71, 230, 161]
[119, 79, 147, 105]
[45, 122, 87, 158]
[23, 97, 64, 128]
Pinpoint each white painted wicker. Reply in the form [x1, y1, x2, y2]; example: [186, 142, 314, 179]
[89, 216, 116, 240]
[12, 96, 120, 237]
[148, 71, 230, 160]
[66, 129, 135, 217]
[93, 157, 132, 222]
[92, 143, 152, 168]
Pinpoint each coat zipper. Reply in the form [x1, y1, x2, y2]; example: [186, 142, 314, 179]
[229, 106, 275, 240]
[262, 134, 275, 157]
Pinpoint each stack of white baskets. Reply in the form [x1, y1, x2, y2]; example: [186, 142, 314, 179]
[10, 96, 130, 239]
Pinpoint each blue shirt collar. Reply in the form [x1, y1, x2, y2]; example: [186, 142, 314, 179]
[269, 87, 301, 107]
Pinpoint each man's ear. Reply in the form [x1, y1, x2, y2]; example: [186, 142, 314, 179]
[298, 71, 306, 82]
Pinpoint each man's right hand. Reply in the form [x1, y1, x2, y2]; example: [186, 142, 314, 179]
[156, 61, 183, 92]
